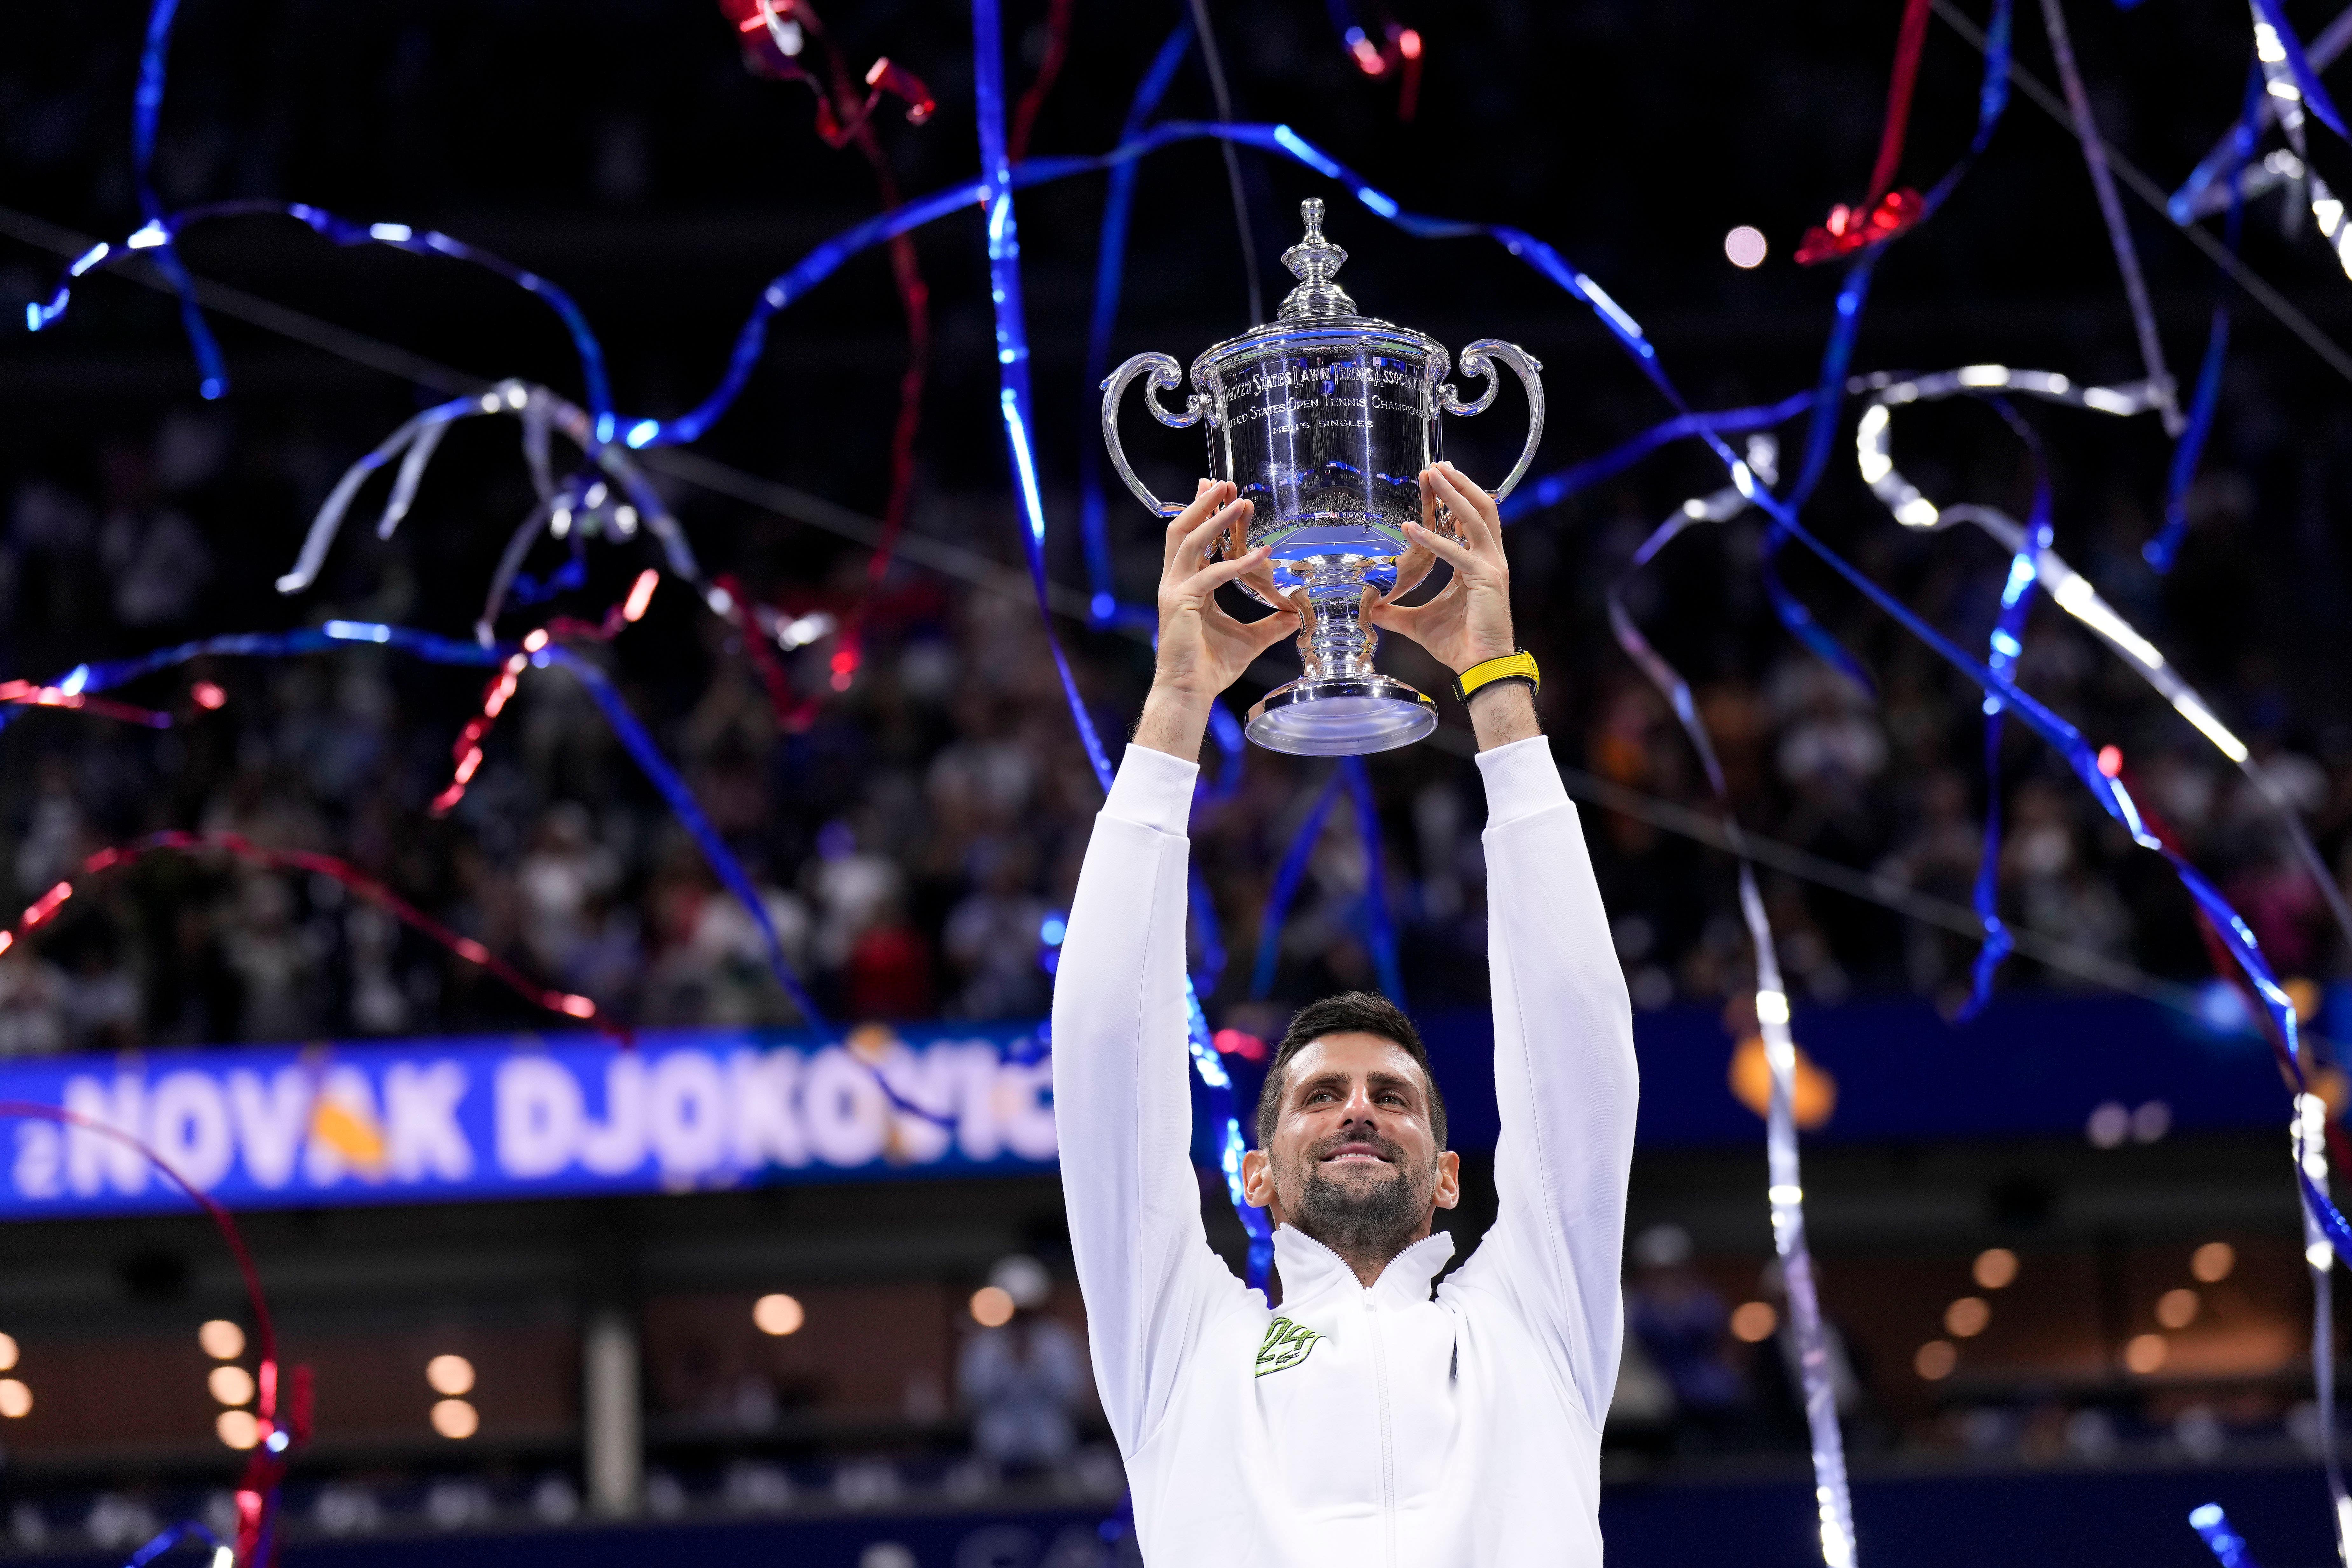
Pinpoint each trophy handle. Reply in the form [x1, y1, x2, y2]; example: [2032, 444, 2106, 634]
[1101, 351, 1206, 518]
[1438, 339, 1546, 502]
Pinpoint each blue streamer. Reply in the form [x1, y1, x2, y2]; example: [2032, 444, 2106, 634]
[1079, 19, 1195, 627]
[1340, 756, 1405, 1004]
[1957, 403, 2053, 1019]
[974, 0, 1266, 1286]
[2148, 65, 2257, 574]
[2189, 1503, 2263, 1568]
[971, 0, 1119, 797]
[1498, 390, 1818, 522]
[124, 1518, 228, 1568]
[1251, 770, 1346, 999]
[30, 200, 619, 445]
[2249, 0, 2349, 141]
[130, 0, 227, 401]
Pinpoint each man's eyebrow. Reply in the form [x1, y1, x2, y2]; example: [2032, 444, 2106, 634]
[1289, 1069, 1424, 1103]
[1288, 1070, 1351, 1101]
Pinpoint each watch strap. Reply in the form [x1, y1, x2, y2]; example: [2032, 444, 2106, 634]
[1451, 649, 1540, 705]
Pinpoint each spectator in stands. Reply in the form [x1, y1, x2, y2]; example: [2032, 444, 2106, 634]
[1624, 1225, 1750, 1451]
[958, 1255, 1089, 1474]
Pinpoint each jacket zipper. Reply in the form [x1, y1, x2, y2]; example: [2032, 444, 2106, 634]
[1365, 1284, 1397, 1568]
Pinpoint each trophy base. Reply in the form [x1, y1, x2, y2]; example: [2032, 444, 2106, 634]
[1245, 676, 1437, 756]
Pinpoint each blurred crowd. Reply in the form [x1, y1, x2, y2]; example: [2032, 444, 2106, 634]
[0, 389, 2348, 1058]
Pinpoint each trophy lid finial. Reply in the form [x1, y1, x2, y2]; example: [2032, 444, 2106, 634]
[1278, 198, 1356, 320]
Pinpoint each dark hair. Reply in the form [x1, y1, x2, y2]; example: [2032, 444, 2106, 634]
[1253, 991, 1448, 1149]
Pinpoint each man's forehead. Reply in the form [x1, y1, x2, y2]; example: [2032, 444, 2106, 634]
[1286, 1032, 1426, 1087]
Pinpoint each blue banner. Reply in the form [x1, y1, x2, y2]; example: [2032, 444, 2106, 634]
[0, 1023, 1055, 1220]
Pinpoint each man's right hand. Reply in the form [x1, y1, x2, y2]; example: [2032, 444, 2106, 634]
[1131, 481, 1300, 761]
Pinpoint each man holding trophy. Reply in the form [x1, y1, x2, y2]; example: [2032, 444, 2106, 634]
[1053, 446, 1641, 1561]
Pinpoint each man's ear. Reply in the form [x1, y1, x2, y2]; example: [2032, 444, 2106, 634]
[1432, 1149, 1462, 1212]
[1241, 1147, 1276, 1212]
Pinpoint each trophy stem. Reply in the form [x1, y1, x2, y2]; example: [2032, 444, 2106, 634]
[1298, 585, 1378, 682]
[1244, 561, 1436, 757]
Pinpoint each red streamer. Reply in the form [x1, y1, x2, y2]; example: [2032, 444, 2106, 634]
[1008, 0, 1075, 162]
[1796, 0, 1933, 264]
[718, 0, 932, 697]
[0, 679, 173, 728]
[1336, 17, 1425, 121]
[0, 1099, 305, 1565]
[1, 831, 612, 1035]
[432, 570, 659, 816]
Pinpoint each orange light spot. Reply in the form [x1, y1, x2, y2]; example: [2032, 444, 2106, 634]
[2097, 744, 2123, 778]
[1398, 27, 1422, 59]
[1728, 1034, 1837, 1129]
[557, 994, 598, 1019]
[191, 680, 227, 710]
[1729, 1301, 1778, 1342]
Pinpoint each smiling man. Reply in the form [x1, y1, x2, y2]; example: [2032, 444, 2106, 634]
[1053, 466, 1639, 1566]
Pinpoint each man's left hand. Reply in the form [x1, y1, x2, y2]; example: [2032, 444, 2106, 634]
[1365, 463, 1515, 674]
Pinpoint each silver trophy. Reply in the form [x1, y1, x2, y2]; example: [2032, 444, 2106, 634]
[1102, 198, 1544, 755]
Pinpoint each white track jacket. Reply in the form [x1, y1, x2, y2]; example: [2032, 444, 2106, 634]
[1053, 736, 1639, 1567]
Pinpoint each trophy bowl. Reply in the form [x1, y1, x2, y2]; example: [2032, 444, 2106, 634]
[1102, 199, 1544, 755]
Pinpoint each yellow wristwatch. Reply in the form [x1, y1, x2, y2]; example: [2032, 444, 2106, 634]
[1451, 649, 1539, 706]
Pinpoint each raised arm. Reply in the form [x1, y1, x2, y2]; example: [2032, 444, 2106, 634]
[1371, 464, 1639, 1423]
[1051, 482, 1297, 1455]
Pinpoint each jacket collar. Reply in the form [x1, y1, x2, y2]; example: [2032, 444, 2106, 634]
[1271, 1223, 1457, 1311]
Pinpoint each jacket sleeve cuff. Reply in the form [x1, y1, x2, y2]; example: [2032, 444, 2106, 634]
[1476, 735, 1570, 829]
[1104, 744, 1199, 836]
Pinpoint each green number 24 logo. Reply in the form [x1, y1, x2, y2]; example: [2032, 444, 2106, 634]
[1254, 1316, 1323, 1378]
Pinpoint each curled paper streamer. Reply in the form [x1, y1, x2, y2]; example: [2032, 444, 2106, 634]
[1851, 362, 2352, 952]
[1854, 363, 2352, 1549]
[2037, 0, 2183, 435]
[272, 378, 836, 736]
[1606, 435, 1860, 1568]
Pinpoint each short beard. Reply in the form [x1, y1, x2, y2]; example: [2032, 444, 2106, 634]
[1281, 1132, 1433, 1270]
